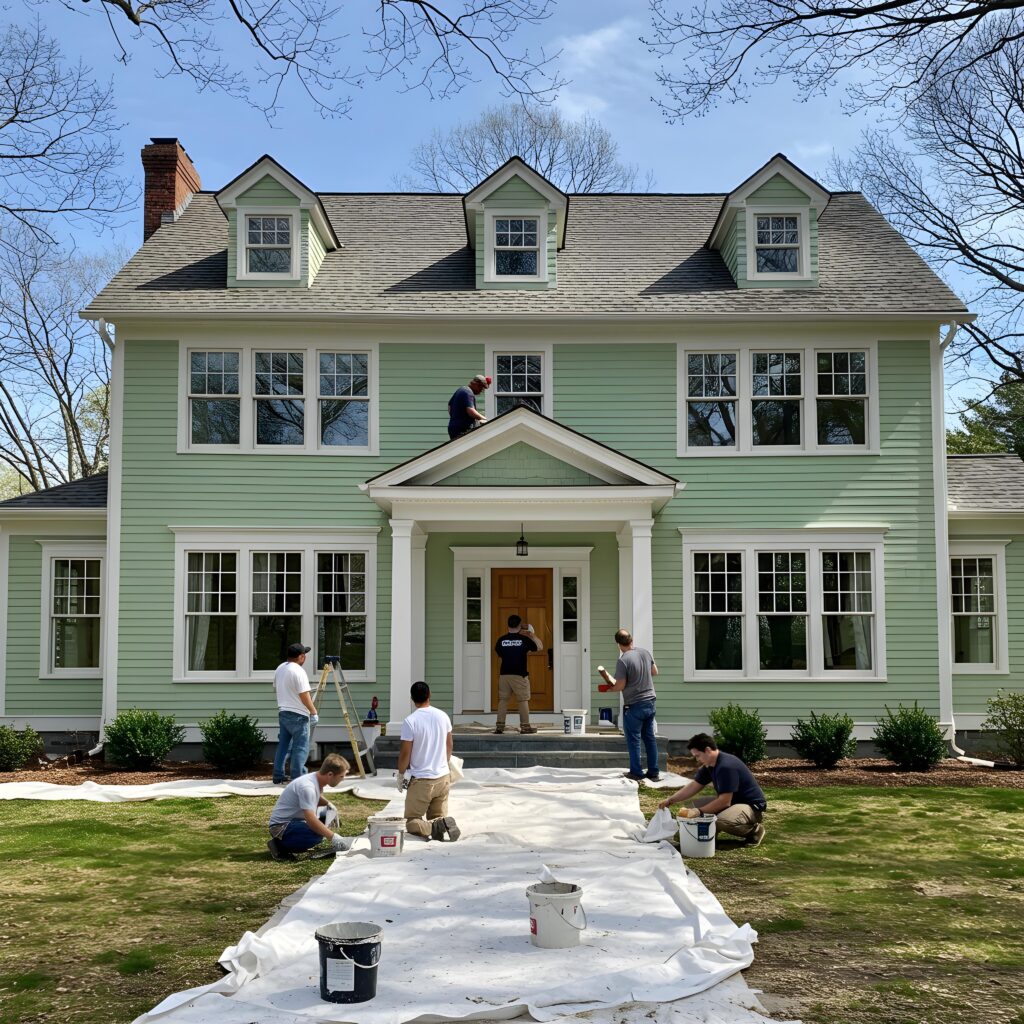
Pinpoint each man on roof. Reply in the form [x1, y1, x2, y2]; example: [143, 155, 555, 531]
[448, 374, 491, 440]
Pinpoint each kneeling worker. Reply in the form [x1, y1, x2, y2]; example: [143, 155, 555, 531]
[658, 733, 767, 846]
[267, 753, 350, 860]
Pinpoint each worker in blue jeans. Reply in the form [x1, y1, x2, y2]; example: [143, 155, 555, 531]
[267, 753, 350, 860]
[272, 643, 318, 785]
[598, 628, 660, 782]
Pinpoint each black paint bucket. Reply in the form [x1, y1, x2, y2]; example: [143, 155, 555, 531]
[315, 922, 382, 1003]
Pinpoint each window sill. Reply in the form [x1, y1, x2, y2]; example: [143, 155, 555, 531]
[41, 670, 103, 680]
[177, 444, 377, 456]
[173, 674, 375, 684]
[952, 665, 1009, 676]
[676, 446, 879, 457]
[685, 673, 887, 683]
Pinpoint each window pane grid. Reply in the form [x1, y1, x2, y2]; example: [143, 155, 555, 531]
[246, 216, 291, 275]
[186, 552, 237, 614]
[757, 551, 807, 613]
[494, 217, 539, 277]
[562, 575, 578, 643]
[189, 351, 240, 397]
[692, 551, 743, 613]
[51, 557, 101, 670]
[495, 353, 543, 414]
[755, 215, 800, 274]
[821, 551, 873, 613]
[950, 557, 995, 614]
[255, 351, 304, 445]
[52, 559, 102, 617]
[466, 576, 482, 643]
[316, 551, 367, 672]
[687, 353, 737, 448]
[251, 552, 302, 613]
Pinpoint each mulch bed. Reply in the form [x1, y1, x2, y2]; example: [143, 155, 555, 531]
[1, 754, 1020, 788]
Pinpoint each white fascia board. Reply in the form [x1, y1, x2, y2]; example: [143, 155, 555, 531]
[948, 510, 1024, 519]
[366, 409, 676, 489]
[679, 525, 889, 539]
[707, 202, 741, 251]
[733, 156, 831, 210]
[0, 509, 106, 520]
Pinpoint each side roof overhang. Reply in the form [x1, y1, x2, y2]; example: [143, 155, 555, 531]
[463, 157, 569, 250]
[216, 155, 341, 250]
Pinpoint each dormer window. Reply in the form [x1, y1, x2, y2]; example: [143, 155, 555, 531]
[754, 215, 799, 273]
[495, 218, 539, 277]
[246, 215, 293, 274]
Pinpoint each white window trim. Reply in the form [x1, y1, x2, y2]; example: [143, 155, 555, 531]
[236, 207, 301, 282]
[676, 339, 879, 456]
[681, 530, 887, 683]
[949, 540, 1010, 675]
[177, 341, 379, 455]
[745, 205, 812, 282]
[39, 542, 105, 680]
[484, 341, 554, 419]
[170, 528, 378, 684]
[483, 209, 549, 283]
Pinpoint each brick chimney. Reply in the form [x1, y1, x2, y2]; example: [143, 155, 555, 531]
[141, 138, 201, 241]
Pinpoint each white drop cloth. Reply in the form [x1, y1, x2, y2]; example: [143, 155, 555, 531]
[126, 768, 795, 1024]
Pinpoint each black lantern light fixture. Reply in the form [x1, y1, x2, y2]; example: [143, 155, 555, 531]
[516, 523, 529, 557]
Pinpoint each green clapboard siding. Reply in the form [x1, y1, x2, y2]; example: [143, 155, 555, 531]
[228, 176, 305, 289]
[307, 218, 327, 285]
[115, 338, 487, 724]
[475, 175, 555, 290]
[720, 213, 743, 285]
[747, 174, 813, 205]
[438, 442, 605, 486]
[553, 337, 941, 726]
[4, 534, 103, 717]
[951, 530, 1024, 713]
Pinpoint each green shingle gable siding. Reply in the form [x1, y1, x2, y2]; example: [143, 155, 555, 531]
[553, 337, 941, 726]
[475, 175, 556, 290]
[438, 442, 606, 486]
[4, 534, 103, 717]
[748, 173, 813, 205]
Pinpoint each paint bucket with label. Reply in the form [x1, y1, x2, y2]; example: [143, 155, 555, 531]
[561, 708, 587, 735]
[526, 882, 587, 948]
[368, 815, 405, 858]
[315, 921, 382, 1003]
[678, 814, 716, 858]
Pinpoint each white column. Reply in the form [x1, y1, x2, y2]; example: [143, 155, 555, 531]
[387, 519, 418, 733]
[411, 532, 427, 683]
[629, 519, 655, 650]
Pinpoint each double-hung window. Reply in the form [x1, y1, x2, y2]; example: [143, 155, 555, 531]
[189, 351, 241, 446]
[751, 352, 802, 446]
[495, 353, 544, 414]
[255, 351, 305, 446]
[683, 533, 885, 679]
[817, 351, 867, 446]
[319, 353, 369, 447]
[173, 531, 377, 682]
[494, 217, 540, 278]
[949, 543, 1008, 672]
[686, 353, 738, 448]
[47, 556, 102, 674]
[754, 215, 800, 273]
[246, 215, 293, 275]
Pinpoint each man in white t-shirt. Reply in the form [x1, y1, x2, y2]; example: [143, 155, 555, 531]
[397, 681, 460, 841]
[272, 642, 318, 785]
[267, 752, 350, 860]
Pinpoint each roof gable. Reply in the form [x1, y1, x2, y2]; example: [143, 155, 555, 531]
[437, 441, 608, 487]
[463, 157, 568, 249]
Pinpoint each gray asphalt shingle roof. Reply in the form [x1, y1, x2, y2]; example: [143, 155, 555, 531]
[83, 192, 967, 318]
[0, 472, 107, 511]
[947, 455, 1024, 513]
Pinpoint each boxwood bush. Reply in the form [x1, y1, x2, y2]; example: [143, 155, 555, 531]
[873, 703, 947, 771]
[104, 709, 185, 771]
[790, 711, 857, 768]
[0, 724, 43, 771]
[709, 703, 767, 765]
[982, 690, 1024, 767]
[200, 710, 267, 771]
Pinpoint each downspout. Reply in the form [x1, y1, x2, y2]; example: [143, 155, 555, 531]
[87, 318, 118, 756]
[934, 322, 966, 757]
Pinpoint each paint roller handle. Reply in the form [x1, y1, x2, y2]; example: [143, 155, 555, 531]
[596, 665, 614, 690]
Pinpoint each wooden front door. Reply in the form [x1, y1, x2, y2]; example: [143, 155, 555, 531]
[490, 568, 554, 712]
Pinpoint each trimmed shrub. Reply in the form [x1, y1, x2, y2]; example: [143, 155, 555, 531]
[0, 725, 42, 771]
[873, 703, 947, 771]
[790, 711, 857, 768]
[709, 703, 767, 765]
[104, 709, 185, 771]
[982, 690, 1024, 767]
[200, 710, 267, 771]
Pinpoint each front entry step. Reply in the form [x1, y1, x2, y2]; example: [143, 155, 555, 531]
[371, 733, 670, 771]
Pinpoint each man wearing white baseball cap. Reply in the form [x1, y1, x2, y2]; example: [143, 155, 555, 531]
[272, 642, 318, 784]
[448, 374, 491, 439]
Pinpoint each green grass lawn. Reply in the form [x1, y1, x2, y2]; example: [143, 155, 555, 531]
[1, 786, 1022, 1024]
[638, 785, 1024, 1024]
[0, 792, 385, 1024]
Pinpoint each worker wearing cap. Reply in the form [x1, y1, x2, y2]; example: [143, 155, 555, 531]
[272, 642, 318, 785]
[448, 374, 491, 440]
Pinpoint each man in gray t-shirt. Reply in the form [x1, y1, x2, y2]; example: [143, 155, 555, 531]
[598, 628, 660, 781]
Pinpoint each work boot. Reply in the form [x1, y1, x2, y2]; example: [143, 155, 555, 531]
[431, 816, 461, 841]
[622, 771, 645, 782]
[745, 823, 766, 847]
[493, 724, 505, 734]
[519, 724, 538, 734]
[266, 838, 295, 862]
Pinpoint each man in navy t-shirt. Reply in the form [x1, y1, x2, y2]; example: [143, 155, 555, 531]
[493, 615, 542, 734]
[448, 374, 491, 439]
[659, 733, 768, 846]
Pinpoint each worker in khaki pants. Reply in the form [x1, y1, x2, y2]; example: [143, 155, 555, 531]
[397, 681, 461, 842]
[493, 615, 542, 734]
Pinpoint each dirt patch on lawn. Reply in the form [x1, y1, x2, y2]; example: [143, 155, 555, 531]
[667, 755, 1024, 789]
[0, 759, 275, 786]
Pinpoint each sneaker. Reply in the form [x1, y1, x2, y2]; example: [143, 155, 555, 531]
[745, 823, 766, 847]
[272, 777, 290, 786]
[623, 772, 646, 782]
[431, 815, 461, 841]
[519, 725, 538, 734]
[266, 838, 295, 862]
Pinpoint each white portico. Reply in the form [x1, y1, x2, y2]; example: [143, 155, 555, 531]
[359, 408, 682, 731]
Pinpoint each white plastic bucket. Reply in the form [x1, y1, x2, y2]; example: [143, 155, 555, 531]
[526, 882, 587, 948]
[561, 709, 587, 735]
[678, 814, 716, 858]
[368, 816, 405, 859]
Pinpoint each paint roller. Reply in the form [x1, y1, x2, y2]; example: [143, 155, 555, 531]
[596, 665, 613, 692]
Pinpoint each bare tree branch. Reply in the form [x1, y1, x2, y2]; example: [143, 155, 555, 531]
[50, 0, 562, 120]
[397, 103, 654, 192]
[646, 0, 1024, 120]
